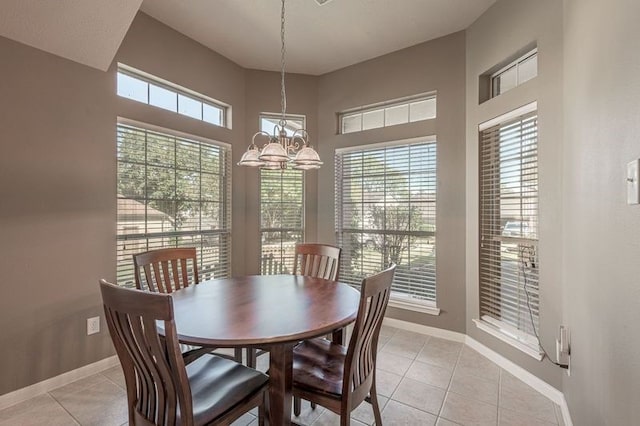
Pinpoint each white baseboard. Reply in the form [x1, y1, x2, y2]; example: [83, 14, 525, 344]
[385, 318, 573, 426]
[382, 318, 466, 342]
[0, 356, 119, 411]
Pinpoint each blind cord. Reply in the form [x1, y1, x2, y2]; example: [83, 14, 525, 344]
[519, 245, 569, 369]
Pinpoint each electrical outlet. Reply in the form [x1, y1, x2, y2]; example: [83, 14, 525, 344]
[556, 325, 570, 372]
[87, 316, 100, 335]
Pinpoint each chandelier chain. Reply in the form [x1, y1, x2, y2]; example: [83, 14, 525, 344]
[280, 0, 287, 125]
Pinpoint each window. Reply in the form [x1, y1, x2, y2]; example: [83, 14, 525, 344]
[339, 93, 436, 134]
[116, 123, 231, 286]
[491, 49, 538, 98]
[259, 114, 305, 274]
[478, 103, 539, 351]
[117, 64, 229, 128]
[335, 138, 437, 310]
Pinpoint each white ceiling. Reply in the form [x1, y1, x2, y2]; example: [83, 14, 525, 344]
[0, 0, 495, 75]
[141, 0, 495, 75]
[0, 0, 142, 71]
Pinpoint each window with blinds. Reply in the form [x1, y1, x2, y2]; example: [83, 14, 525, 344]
[479, 107, 539, 343]
[259, 114, 305, 275]
[335, 140, 437, 306]
[116, 123, 231, 287]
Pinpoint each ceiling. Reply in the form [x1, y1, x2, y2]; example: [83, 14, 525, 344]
[0, 0, 495, 75]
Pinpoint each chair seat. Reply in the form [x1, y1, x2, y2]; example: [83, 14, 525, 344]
[292, 338, 347, 398]
[186, 354, 269, 424]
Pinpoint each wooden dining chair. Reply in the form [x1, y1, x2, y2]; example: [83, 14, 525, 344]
[133, 247, 243, 364]
[247, 243, 343, 369]
[291, 264, 396, 424]
[133, 247, 199, 293]
[293, 243, 342, 281]
[99, 279, 269, 426]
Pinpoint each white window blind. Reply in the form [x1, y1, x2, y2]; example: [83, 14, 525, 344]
[336, 140, 437, 305]
[479, 110, 539, 339]
[259, 115, 305, 274]
[116, 124, 231, 287]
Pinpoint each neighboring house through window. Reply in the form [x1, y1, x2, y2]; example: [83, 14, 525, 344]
[116, 122, 231, 286]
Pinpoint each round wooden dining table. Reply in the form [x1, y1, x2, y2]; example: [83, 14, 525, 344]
[166, 274, 361, 426]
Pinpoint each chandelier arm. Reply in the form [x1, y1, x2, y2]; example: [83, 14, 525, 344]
[291, 129, 310, 145]
[251, 130, 274, 147]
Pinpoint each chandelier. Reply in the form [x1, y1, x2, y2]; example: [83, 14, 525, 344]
[238, 0, 322, 171]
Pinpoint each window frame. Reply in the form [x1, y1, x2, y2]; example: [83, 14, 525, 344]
[335, 136, 439, 315]
[116, 118, 232, 287]
[339, 93, 437, 135]
[258, 114, 306, 275]
[490, 48, 538, 98]
[117, 63, 231, 129]
[476, 102, 542, 359]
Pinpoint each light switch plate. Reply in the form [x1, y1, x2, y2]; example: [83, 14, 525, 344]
[627, 159, 639, 204]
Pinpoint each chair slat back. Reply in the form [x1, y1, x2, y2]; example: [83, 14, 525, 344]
[99, 279, 193, 425]
[133, 247, 199, 293]
[293, 243, 341, 281]
[343, 264, 396, 406]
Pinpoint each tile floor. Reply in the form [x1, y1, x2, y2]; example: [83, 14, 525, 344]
[0, 326, 565, 426]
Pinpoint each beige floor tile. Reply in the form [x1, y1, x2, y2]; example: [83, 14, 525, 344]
[393, 329, 431, 345]
[405, 360, 453, 389]
[255, 351, 270, 373]
[351, 396, 388, 425]
[377, 351, 414, 376]
[375, 369, 403, 397]
[51, 379, 128, 426]
[291, 398, 325, 425]
[381, 400, 437, 426]
[449, 370, 499, 405]
[499, 372, 557, 424]
[455, 348, 500, 382]
[231, 412, 257, 426]
[381, 336, 426, 360]
[101, 366, 125, 389]
[310, 409, 367, 426]
[416, 339, 462, 371]
[437, 417, 463, 426]
[391, 377, 446, 416]
[0, 394, 79, 426]
[379, 325, 400, 340]
[498, 408, 556, 426]
[49, 374, 109, 398]
[440, 392, 498, 426]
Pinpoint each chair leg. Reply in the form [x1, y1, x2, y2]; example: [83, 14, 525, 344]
[340, 413, 351, 426]
[293, 396, 302, 416]
[247, 348, 257, 369]
[259, 392, 267, 426]
[234, 347, 243, 363]
[331, 328, 344, 345]
[369, 380, 383, 426]
[311, 402, 317, 410]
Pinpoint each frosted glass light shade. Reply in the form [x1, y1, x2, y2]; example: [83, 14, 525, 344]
[238, 147, 264, 167]
[293, 146, 323, 166]
[259, 142, 289, 162]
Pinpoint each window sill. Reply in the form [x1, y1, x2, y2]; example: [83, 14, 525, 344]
[473, 318, 543, 361]
[388, 298, 440, 316]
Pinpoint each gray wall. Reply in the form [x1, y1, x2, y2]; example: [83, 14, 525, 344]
[0, 13, 250, 395]
[316, 32, 467, 332]
[465, 0, 564, 388]
[563, 0, 640, 423]
[0, 35, 117, 395]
